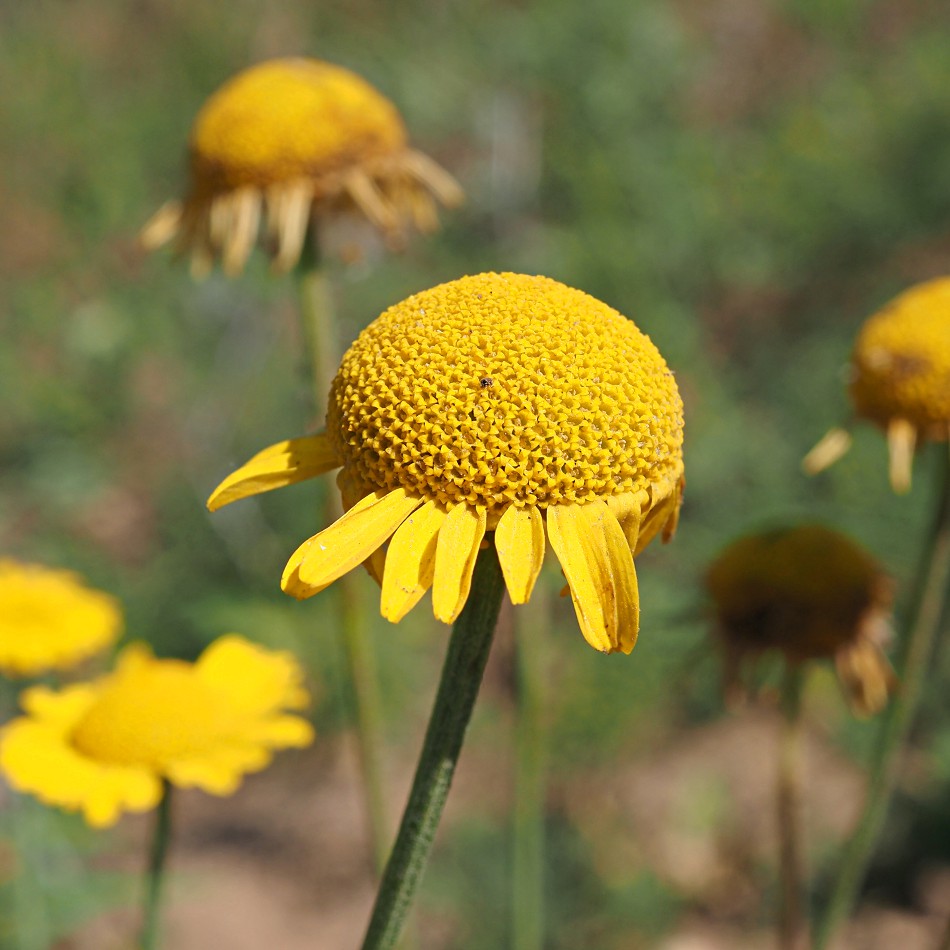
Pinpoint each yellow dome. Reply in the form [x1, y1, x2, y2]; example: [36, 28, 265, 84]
[189, 58, 407, 195]
[850, 277, 950, 437]
[328, 272, 684, 518]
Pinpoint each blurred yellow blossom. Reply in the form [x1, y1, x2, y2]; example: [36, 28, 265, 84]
[141, 57, 463, 275]
[0, 635, 314, 827]
[805, 278, 950, 492]
[0, 560, 122, 678]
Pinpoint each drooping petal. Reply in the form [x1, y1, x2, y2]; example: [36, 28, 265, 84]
[546, 501, 640, 654]
[886, 418, 916, 494]
[381, 500, 446, 622]
[336, 469, 386, 586]
[432, 504, 487, 623]
[208, 434, 340, 512]
[605, 491, 646, 554]
[495, 505, 545, 604]
[222, 187, 262, 275]
[802, 427, 853, 475]
[282, 488, 423, 599]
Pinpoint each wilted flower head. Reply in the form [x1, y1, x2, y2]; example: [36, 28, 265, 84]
[804, 278, 950, 492]
[0, 636, 314, 826]
[141, 57, 463, 275]
[0, 560, 122, 678]
[209, 272, 685, 654]
[706, 524, 895, 716]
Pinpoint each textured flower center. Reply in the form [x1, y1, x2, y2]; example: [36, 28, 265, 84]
[189, 58, 407, 193]
[850, 278, 950, 433]
[72, 662, 226, 767]
[327, 272, 684, 515]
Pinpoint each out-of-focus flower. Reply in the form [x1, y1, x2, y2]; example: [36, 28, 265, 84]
[141, 57, 463, 275]
[208, 272, 685, 654]
[706, 524, 895, 716]
[0, 636, 314, 826]
[0, 560, 122, 678]
[804, 278, 950, 493]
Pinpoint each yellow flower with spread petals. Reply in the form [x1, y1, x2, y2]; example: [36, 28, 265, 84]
[0, 636, 314, 827]
[0, 560, 122, 678]
[141, 57, 464, 276]
[209, 272, 685, 654]
[706, 525, 895, 716]
[804, 278, 950, 493]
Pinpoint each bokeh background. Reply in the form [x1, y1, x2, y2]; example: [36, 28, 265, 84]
[3, 0, 950, 946]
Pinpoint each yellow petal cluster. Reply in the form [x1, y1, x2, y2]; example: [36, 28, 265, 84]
[706, 525, 895, 716]
[0, 560, 122, 678]
[141, 58, 463, 275]
[0, 636, 314, 827]
[209, 273, 685, 654]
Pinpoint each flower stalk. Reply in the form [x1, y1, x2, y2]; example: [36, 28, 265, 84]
[777, 667, 809, 950]
[297, 251, 390, 873]
[815, 442, 950, 948]
[360, 544, 506, 950]
[512, 596, 547, 950]
[140, 780, 173, 950]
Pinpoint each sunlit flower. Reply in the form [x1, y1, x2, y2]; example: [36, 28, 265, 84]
[706, 524, 895, 716]
[0, 636, 314, 827]
[0, 560, 122, 678]
[804, 278, 950, 493]
[209, 272, 685, 653]
[141, 57, 464, 275]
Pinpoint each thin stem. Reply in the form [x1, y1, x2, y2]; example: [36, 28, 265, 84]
[360, 545, 507, 950]
[140, 780, 173, 950]
[777, 667, 809, 950]
[297, 253, 390, 874]
[816, 443, 950, 949]
[512, 595, 547, 950]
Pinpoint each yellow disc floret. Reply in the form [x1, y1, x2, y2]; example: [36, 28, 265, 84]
[850, 277, 950, 437]
[189, 58, 406, 194]
[328, 272, 685, 517]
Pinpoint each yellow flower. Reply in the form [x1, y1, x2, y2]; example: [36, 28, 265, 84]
[141, 57, 464, 276]
[804, 278, 950, 492]
[0, 560, 122, 678]
[0, 636, 314, 827]
[208, 272, 685, 654]
[706, 525, 895, 716]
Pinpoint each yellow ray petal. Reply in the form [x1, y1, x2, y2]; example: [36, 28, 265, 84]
[381, 500, 446, 622]
[336, 469, 386, 586]
[605, 491, 645, 553]
[495, 505, 545, 604]
[140, 200, 183, 250]
[546, 501, 640, 654]
[432, 504, 487, 623]
[887, 418, 916, 494]
[803, 427, 853, 476]
[208, 433, 339, 512]
[282, 488, 423, 599]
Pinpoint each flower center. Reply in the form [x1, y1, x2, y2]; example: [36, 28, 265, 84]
[328, 272, 684, 515]
[71, 662, 226, 768]
[189, 58, 407, 193]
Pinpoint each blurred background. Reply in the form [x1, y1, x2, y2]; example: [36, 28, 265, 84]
[2, 0, 950, 946]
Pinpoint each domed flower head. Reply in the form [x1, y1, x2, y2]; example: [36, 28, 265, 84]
[0, 560, 122, 678]
[0, 635, 314, 827]
[141, 57, 464, 275]
[804, 278, 950, 493]
[209, 272, 685, 654]
[706, 525, 895, 716]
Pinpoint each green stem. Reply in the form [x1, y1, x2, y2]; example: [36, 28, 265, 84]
[512, 596, 547, 950]
[297, 253, 390, 874]
[815, 443, 950, 949]
[360, 545, 506, 950]
[140, 780, 173, 950]
[777, 667, 809, 950]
